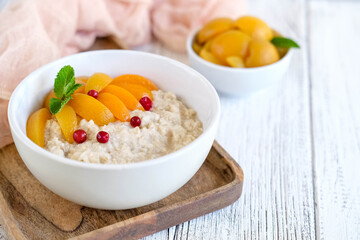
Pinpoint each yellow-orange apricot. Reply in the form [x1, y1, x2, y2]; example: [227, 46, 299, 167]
[192, 41, 202, 54]
[97, 93, 131, 122]
[210, 30, 251, 63]
[55, 105, 77, 143]
[43, 90, 56, 110]
[75, 76, 89, 83]
[245, 40, 280, 68]
[85, 73, 113, 94]
[235, 16, 273, 41]
[68, 93, 115, 126]
[101, 85, 144, 111]
[226, 56, 245, 68]
[74, 78, 86, 94]
[111, 83, 153, 101]
[199, 48, 223, 65]
[197, 18, 234, 44]
[112, 74, 158, 91]
[26, 108, 51, 147]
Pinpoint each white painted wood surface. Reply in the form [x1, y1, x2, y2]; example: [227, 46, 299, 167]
[1, 0, 360, 239]
[139, 0, 360, 239]
[309, 2, 360, 240]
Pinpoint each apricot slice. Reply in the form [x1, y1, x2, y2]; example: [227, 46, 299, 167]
[74, 78, 86, 94]
[235, 16, 273, 41]
[43, 90, 56, 110]
[210, 30, 251, 63]
[112, 74, 158, 91]
[76, 76, 89, 83]
[74, 85, 85, 94]
[97, 93, 131, 122]
[101, 85, 144, 111]
[197, 18, 234, 44]
[68, 93, 115, 126]
[199, 48, 223, 65]
[245, 40, 280, 68]
[55, 105, 77, 143]
[192, 41, 202, 54]
[111, 83, 153, 101]
[85, 73, 113, 94]
[26, 108, 51, 147]
[226, 56, 245, 68]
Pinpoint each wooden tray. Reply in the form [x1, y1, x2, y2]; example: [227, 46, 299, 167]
[0, 141, 243, 240]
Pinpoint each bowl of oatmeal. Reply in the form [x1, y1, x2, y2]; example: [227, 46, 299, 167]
[8, 50, 220, 210]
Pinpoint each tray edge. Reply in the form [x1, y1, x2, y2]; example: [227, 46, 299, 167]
[73, 141, 244, 240]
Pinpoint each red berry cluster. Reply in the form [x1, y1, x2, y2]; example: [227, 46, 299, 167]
[73, 129, 109, 144]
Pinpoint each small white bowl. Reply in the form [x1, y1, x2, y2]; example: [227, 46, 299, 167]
[186, 31, 293, 97]
[8, 50, 220, 210]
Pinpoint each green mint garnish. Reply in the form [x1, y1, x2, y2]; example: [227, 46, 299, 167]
[271, 37, 300, 49]
[49, 65, 82, 114]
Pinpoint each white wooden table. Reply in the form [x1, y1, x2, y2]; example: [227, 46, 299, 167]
[1, 0, 360, 239]
[139, 0, 360, 239]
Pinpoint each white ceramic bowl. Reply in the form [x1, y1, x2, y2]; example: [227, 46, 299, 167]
[186, 31, 293, 97]
[8, 50, 220, 210]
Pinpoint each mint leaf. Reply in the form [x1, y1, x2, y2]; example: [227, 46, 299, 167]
[54, 65, 75, 99]
[65, 83, 82, 97]
[49, 98, 64, 114]
[50, 65, 82, 114]
[271, 37, 300, 48]
[49, 96, 72, 115]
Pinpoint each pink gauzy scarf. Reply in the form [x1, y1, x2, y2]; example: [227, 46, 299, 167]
[0, 0, 246, 148]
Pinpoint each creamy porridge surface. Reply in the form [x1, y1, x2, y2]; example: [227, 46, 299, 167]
[44, 90, 203, 164]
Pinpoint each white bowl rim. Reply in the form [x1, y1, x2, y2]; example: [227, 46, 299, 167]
[186, 30, 295, 72]
[8, 50, 221, 170]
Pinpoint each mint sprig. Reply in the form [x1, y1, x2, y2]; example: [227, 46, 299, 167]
[271, 37, 300, 49]
[49, 65, 82, 114]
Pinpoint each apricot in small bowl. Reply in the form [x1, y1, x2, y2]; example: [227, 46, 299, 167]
[187, 16, 298, 97]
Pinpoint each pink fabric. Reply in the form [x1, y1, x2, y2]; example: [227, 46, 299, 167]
[0, 0, 246, 148]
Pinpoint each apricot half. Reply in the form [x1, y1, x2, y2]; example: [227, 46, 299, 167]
[68, 93, 115, 126]
[75, 76, 89, 83]
[111, 83, 153, 101]
[226, 56, 245, 68]
[85, 73, 113, 94]
[26, 108, 51, 147]
[74, 78, 86, 94]
[101, 85, 144, 111]
[235, 16, 273, 41]
[97, 93, 131, 122]
[210, 30, 251, 64]
[245, 40, 280, 67]
[43, 90, 56, 110]
[112, 74, 158, 91]
[199, 48, 223, 65]
[55, 105, 77, 143]
[197, 18, 234, 44]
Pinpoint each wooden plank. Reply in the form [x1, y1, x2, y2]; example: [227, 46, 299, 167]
[0, 142, 243, 240]
[309, 2, 360, 239]
[140, 0, 316, 239]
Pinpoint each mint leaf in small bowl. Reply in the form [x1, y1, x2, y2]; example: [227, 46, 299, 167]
[271, 37, 300, 49]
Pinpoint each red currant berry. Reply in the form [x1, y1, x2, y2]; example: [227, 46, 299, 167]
[73, 129, 87, 143]
[87, 90, 98, 99]
[96, 131, 109, 143]
[130, 116, 141, 127]
[139, 96, 152, 111]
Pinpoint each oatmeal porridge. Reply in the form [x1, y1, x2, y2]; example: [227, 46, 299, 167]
[44, 90, 203, 164]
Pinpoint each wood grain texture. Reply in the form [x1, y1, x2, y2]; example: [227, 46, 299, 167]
[0, 142, 243, 240]
[309, 1, 360, 239]
[0, 145, 83, 232]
